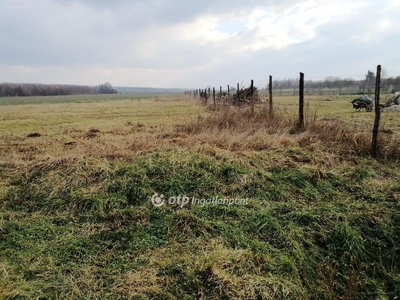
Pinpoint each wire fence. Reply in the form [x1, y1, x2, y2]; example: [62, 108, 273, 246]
[186, 73, 399, 98]
[184, 66, 396, 158]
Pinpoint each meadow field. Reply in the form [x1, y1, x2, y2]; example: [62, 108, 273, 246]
[0, 94, 400, 299]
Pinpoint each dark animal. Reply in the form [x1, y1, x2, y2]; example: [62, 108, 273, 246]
[351, 98, 373, 112]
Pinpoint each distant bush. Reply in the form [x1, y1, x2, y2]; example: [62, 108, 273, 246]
[96, 82, 118, 94]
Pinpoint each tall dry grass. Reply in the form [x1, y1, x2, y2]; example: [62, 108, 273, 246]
[176, 104, 400, 160]
[2, 100, 398, 177]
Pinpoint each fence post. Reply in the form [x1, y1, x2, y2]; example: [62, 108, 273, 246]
[269, 75, 273, 118]
[213, 87, 216, 109]
[299, 72, 305, 130]
[220, 86, 222, 101]
[237, 83, 240, 106]
[250, 79, 254, 113]
[371, 65, 381, 158]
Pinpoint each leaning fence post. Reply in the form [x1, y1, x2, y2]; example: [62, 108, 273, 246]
[299, 72, 305, 130]
[371, 65, 382, 158]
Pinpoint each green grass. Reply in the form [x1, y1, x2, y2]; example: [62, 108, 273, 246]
[0, 95, 400, 299]
[1, 148, 400, 299]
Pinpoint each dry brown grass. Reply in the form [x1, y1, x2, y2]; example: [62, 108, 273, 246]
[2, 98, 398, 200]
[1, 96, 398, 176]
[176, 104, 400, 160]
[0, 97, 198, 163]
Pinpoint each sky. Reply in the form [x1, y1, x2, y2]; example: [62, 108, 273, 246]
[0, 0, 399, 88]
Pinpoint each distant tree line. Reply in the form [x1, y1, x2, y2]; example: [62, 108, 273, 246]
[272, 71, 400, 95]
[0, 82, 118, 97]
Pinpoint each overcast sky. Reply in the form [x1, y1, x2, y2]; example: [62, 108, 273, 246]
[0, 0, 399, 88]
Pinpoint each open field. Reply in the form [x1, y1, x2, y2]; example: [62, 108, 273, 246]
[1, 94, 400, 299]
[0, 93, 183, 106]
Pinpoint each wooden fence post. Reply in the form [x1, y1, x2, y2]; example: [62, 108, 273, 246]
[237, 83, 240, 106]
[220, 86, 222, 101]
[213, 87, 216, 109]
[371, 65, 382, 158]
[269, 75, 273, 117]
[299, 72, 305, 129]
[250, 79, 254, 113]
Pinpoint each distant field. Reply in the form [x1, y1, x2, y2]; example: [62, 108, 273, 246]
[1, 95, 399, 299]
[0, 93, 182, 106]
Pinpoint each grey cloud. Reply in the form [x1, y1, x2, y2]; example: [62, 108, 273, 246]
[52, 0, 297, 24]
[0, 0, 399, 88]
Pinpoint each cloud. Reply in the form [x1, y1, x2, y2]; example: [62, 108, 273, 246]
[0, 0, 398, 87]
